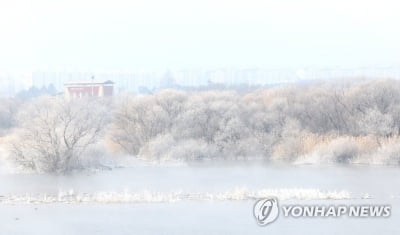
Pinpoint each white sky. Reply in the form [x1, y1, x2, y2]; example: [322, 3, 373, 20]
[0, 0, 399, 72]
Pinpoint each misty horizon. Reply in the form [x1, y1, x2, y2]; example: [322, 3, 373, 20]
[1, 0, 399, 73]
[2, 66, 400, 96]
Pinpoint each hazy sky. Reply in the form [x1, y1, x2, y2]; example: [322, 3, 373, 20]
[1, 0, 399, 72]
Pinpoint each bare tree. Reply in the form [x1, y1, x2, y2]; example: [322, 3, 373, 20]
[8, 96, 109, 173]
[111, 94, 168, 155]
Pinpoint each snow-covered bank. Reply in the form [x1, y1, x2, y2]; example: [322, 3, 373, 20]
[0, 188, 352, 205]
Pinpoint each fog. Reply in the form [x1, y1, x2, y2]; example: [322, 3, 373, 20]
[1, 0, 400, 72]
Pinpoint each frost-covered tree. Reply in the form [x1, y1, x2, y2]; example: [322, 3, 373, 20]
[358, 109, 394, 137]
[9, 97, 109, 173]
[111, 94, 169, 155]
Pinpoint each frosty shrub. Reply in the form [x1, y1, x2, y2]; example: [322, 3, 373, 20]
[138, 134, 177, 161]
[166, 139, 218, 161]
[317, 137, 360, 164]
[368, 140, 400, 165]
[8, 97, 110, 173]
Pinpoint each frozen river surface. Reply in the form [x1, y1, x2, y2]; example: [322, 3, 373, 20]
[0, 165, 399, 234]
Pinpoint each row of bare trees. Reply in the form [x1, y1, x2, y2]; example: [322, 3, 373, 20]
[1, 78, 400, 173]
[110, 79, 400, 163]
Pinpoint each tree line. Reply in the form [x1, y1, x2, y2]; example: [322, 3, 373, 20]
[1, 78, 400, 173]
